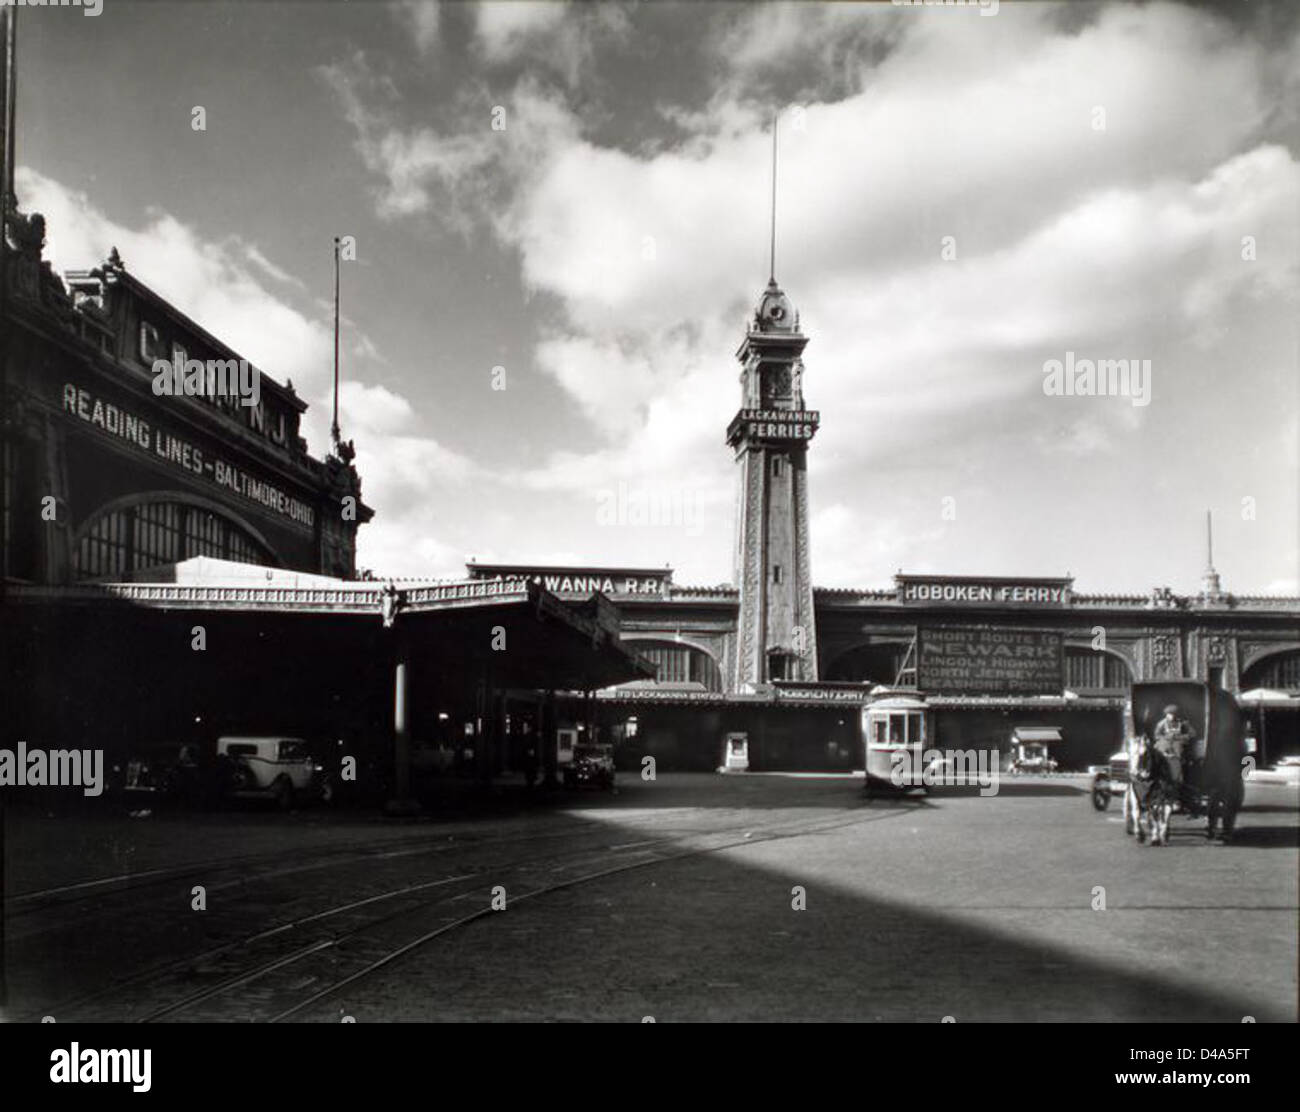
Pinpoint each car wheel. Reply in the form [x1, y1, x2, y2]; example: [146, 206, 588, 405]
[1091, 783, 1111, 811]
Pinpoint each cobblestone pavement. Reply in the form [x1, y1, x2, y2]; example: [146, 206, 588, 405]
[4, 773, 1296, 1022]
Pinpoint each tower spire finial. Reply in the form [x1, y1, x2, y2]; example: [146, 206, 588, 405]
[1202, 508, 1223, 600]
[769, 108, 778, 285]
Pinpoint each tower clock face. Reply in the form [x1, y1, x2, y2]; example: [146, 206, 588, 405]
[762, 366, 792, 405]
[768, 305, 785, 322]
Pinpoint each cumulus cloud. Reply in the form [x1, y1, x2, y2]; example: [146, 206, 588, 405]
[474, 1, 568, 60]
[472, 0, 630, 89]
[327, 2, 1298, 590]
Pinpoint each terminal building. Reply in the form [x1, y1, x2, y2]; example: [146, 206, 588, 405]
[1, 205, 650, 799]
[3, 202, 1297, 786]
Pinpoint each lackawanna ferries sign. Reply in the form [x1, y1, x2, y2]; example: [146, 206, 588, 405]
[896, 575, 1073, 607]
[467, 563, 671, 598]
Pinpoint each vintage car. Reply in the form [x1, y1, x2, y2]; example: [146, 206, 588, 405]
[563, 743, 616, 790]
[215, 736, 332, 809]
[123, 741, 217, 807]
[1090, 748, 1130, 813]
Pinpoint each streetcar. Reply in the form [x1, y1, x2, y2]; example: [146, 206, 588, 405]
[862, 694, 933, 794]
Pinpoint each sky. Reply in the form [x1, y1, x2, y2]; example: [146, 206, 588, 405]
[11, 0, 1299, 594]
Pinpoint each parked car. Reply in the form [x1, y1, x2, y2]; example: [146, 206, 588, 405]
[216, 736, 331, 809]
[123, 742, 217, 807]
[563, 743, 615, 790]
[1090, 748, 1130, 812]
[1270, 756, 1300, 780]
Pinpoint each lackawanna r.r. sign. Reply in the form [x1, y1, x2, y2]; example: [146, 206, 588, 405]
[897, 575, 1073, 606]
[918, 626, 1064, 695]
[466, 563, 672, 597]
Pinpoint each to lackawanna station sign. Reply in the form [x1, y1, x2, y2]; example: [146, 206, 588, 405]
[897, 575, 1073, 606]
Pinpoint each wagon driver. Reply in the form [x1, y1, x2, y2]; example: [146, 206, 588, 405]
[1153, 703, 1194, 792]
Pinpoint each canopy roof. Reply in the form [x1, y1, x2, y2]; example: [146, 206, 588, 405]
[1012, 727, 1063, 743]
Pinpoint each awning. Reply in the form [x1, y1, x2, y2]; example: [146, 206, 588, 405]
[6, 568, 655, 694]
[1238, 688, 1300, 705]
[1012, 727, 1063, 742]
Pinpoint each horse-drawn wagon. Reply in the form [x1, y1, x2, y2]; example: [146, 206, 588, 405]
[1090, 681, 1248, 845]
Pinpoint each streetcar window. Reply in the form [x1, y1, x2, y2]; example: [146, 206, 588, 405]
[905, 712, 923, 747]
[868, 711, 925, 747]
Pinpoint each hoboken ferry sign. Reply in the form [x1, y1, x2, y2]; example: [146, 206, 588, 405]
[896, 575, 1072, 607]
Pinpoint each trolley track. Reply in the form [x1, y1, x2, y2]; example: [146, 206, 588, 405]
[12, 803, 845, 1020]
[6, 817, 613, 918]
[108, 804, 920, 1022]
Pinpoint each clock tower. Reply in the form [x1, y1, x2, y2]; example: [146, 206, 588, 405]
[727, 278, 820, 689]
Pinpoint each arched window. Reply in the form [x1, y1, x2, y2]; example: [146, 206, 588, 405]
[74, 498, 274, 580]
[1242, 649, 1300, 692]
[1063, 646, 1130, 691]
[624, 640, 723, 692]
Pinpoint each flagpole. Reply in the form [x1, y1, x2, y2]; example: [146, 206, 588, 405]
[769, 109, 777, 284]
[331, 236, 341, 448]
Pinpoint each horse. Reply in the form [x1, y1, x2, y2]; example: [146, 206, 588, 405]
[1129, 735, 1177, 846]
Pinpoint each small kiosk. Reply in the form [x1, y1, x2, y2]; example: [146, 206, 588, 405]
[1009, 727, 1061, 774]
[721, 732, 750, 772]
